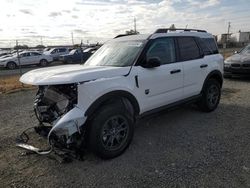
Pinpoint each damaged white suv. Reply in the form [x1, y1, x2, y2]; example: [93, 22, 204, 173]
[18, 28, 223, 159]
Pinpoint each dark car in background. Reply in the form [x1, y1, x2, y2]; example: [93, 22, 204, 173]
[224, 44, 250, 77]
[59, 47, 99, 64]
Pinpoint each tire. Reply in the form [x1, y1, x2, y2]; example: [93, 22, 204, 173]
[88, 101, 134, 159]
[40, 59, 48, 67]
[198, 79, 221, 112]
[7, 62, 17, 69]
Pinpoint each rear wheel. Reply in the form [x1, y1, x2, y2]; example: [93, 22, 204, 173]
[40, 59, 48, 67]
[88, 101, 134, 159]
[198, 79, 221, 112]
[7, 62, 17, 69]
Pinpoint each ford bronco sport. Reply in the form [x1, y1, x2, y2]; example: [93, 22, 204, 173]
[18, 28, 223, 159]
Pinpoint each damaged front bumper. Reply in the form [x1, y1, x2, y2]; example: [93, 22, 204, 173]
[16, 106, 87, 155]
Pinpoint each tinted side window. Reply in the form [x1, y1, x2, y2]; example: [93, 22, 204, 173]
[147, 37, 176, 64]
[31, 52, 41, 56]
[177, 37, 200, 61]
[51, 49, 57, 54]
[201, 38, 218, 55]
[59, 48, 67, 52]
[21, 53, 30, 57]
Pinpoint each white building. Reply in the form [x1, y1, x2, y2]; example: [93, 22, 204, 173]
[231, 32, 250, 43]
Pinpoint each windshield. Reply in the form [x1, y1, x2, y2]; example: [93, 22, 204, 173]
[84, 40, 144, 67]
[239, 45, 250, 55]
[69, 49, 77, 55]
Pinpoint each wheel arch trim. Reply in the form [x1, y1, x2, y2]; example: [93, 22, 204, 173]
[202, 70, 223, 91]
[85, 90, 140, 118]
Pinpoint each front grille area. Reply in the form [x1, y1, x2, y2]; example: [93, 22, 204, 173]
[242, 64, 250, 68]
[231, 63, 241, 68]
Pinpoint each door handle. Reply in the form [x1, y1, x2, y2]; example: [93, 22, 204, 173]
[170, 69, 181, 74]
[200, 64, 208, 68]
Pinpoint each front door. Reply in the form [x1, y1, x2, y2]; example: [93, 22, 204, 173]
[19, 52, 32, 65]
[134, 37, 184, 113]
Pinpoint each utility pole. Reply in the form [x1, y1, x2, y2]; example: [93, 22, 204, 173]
[16, 40, 22, 76]
[227, 22, 231, 43]
[80, 40, 83, 64]
[71, 32, 74, 45]
[40, 36, 43, 46]
[134, 17, 137, 34]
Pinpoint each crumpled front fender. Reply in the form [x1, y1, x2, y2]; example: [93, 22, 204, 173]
[48, 106, 87, 138]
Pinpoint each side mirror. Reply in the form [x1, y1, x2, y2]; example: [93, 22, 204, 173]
[234, 51, 238, 54]
[144, 57, 161, 68]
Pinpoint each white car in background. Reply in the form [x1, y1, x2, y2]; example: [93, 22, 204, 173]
[0, 51, 53, 69]
[44, 47, 69, 61]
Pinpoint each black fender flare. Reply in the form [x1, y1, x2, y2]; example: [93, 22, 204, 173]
[201, 70, 223, 92]
[85, 90, 140, 118]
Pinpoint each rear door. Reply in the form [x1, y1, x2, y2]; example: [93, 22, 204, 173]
[176, 37, 208, 98]
[30, 52, 42, 64]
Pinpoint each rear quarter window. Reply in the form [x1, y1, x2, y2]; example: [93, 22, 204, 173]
[200, 38, 219, 55]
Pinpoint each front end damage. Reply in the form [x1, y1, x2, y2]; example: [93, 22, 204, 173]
[17, 84, 87, 158]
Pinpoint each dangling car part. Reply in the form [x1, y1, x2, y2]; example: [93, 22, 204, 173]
[16, 84, 87, 157]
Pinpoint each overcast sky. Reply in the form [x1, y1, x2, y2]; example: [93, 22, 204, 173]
[0, 0, 249, 47]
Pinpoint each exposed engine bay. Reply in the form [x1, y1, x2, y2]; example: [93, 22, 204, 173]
[34, 84, 77, 124]
[16, 84, 86, 160]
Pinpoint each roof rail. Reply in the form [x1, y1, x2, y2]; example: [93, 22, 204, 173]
[114, 33, 137, 39]
[154, 28, 207, 33]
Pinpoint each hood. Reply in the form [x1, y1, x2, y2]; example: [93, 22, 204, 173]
[0, 56, 16, 61]
[225, 53, 250, 63]
[20, 65, 130, 85]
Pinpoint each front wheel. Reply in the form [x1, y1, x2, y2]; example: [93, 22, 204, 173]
[198, 79, 221, 112]
[88, 102, 134, 159]
[40, 59, 48, 67]
[7, 62, 17, 69]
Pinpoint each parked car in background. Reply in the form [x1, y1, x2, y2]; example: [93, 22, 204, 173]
[59, 48, 83, 64]
[43, 47, 51, 52]
[0, 52, 9, 57]
[224, 44, 250, 77]
[81, 46, 99, 58]
[44, 47, 69, 61]
[59, 47, 98, 64]
[0, 51, 53, 69]
[0, 54, 14, 59]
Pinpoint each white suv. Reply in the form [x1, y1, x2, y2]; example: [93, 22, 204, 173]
[18, 28, 223, 159]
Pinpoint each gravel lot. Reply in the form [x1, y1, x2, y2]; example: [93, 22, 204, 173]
[1, 78, 250, 187]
